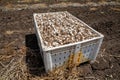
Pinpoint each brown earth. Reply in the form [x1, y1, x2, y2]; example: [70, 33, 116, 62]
[0, 2, 120, 80]
[0, 0, 119, 6]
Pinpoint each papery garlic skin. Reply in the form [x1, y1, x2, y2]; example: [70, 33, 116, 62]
[35, 12, 99, 48]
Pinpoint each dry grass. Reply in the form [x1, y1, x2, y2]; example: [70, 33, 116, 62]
[111, 7, 120, 11]
[0, 55, 27, 80]
[48, 67, 81, 80]
[0, 44, 83, 80]
[28, 66, 83, 80]
[0, 46, 27, 80]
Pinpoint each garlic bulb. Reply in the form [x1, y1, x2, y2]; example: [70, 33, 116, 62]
[35, 12, 99, 48]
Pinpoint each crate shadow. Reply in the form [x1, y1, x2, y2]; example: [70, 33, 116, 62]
[25, 34, 45, 76]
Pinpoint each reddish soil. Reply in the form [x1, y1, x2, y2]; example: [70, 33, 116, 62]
[0, 4, 120, 80]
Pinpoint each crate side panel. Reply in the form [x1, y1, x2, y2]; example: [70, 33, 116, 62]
[50, 46, 75, 68]
[81, 39, 101, 60]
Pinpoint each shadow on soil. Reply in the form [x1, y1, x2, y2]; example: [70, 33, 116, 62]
[25, 34, 45, 76]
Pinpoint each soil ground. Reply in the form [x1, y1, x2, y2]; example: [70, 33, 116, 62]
[0, 1, 120, 80]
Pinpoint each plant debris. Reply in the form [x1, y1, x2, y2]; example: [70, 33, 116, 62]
[0, 55, 27, 80]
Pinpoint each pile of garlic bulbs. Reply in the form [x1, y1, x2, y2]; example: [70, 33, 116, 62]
[35, 12, 98, 48]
